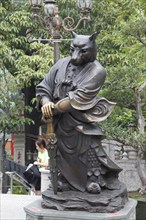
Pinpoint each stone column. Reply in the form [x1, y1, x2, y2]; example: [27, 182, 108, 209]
[14, 134, 25, 165]
[39, 168, 51, 192]
[0, 172, 3, 194]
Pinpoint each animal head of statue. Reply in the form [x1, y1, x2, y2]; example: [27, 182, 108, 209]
[70, 32, 98, 66]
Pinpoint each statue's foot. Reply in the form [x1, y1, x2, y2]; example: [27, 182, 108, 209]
[86, 182, 101, 194]
[57, 180, 70, 191]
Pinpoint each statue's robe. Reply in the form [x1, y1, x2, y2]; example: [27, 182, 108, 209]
[36, 57, 122, 192]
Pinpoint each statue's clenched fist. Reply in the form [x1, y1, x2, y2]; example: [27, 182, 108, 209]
[41, 101, 55, 118]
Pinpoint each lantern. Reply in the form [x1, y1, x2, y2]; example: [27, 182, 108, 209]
[29, 0, 43, 7]
[77, 0, 92, 10]
[44, 0, 57, 17]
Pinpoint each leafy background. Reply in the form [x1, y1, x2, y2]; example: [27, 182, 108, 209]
[0, 0, 145, 150]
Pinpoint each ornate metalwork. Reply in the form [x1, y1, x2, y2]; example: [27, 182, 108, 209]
[29, 0, 92, 37]
[62, 16, 90, 32]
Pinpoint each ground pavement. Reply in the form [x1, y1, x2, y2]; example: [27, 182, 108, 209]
[0, 194, 40, 220]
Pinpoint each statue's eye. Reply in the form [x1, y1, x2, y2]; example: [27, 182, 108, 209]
[81, 49, 87, 53]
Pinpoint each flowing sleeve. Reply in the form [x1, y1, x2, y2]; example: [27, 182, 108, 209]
[67, 63, 116, 122]
[68, 63, 107, 110]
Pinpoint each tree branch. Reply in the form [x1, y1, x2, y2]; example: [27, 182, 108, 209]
[129, 31, 146, 47]
[141, 102, 146, 107]
[138, 81, 146, 92]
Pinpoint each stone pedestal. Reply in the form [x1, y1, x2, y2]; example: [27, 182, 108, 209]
[39, 168, 51, 192]
[0, 172, 3, 194]
[118, 160, 145, 191]
[136, 199, 146, 220]
[24, 198, 137, 220]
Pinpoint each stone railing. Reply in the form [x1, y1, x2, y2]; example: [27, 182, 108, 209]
[102, 139, 146, 192]
[115, 146, 138, 161]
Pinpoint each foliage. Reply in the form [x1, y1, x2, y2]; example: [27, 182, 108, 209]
[128, 191, 146, 200]
[0, 0, 54, 135]
[101, 106, 146, 152]
[0, 0, 54, 87]
[94, 1, 146, 96]
[12, 180, 28, 195]
[0, 0, 145, 150]
[15, 41, 54, 86]
[89, 0, 146, 148]
[0, 68, 33, 133]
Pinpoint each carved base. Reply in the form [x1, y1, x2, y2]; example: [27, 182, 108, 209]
[41, 182, 128, 213]
[24, 198, 137, 220]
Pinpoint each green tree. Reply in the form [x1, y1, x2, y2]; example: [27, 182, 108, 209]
[98, 0, 146, 117]
[0, 0, 145, 156]
[0, 68, 32, 133]
[0, 0, 54, 157]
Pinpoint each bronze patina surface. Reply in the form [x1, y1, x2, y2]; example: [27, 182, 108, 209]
[36, 32, 128, 212]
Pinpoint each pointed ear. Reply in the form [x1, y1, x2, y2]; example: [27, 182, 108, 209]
[71, 31, 77, 38]
[89, 32, 98, 41]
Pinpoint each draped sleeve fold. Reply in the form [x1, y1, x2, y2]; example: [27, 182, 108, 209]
[67, 62, 116, 122]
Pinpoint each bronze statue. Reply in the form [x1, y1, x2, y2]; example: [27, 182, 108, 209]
[36, 32, 128, 212]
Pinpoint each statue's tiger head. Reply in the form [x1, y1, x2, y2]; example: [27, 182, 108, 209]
[70, 32, 97, 66]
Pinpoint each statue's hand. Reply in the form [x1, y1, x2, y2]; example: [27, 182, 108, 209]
[41, 101, 55, 118]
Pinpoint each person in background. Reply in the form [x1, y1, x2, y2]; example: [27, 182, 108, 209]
[33, 138, 49, 195]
